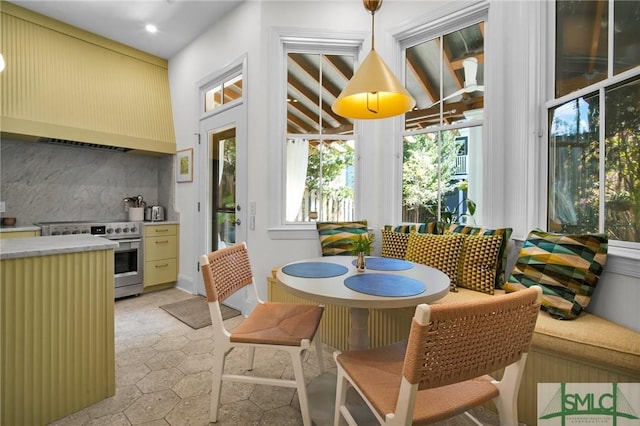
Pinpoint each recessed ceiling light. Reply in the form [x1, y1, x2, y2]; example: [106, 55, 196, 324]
[145, 24, 158, 34]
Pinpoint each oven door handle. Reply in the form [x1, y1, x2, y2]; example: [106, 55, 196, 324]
[115, 238, 142, 245]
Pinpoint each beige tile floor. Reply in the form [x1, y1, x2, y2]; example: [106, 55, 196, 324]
[49, 288, 518, 426]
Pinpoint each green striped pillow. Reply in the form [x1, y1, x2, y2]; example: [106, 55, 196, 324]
[316, 221, 368, 256]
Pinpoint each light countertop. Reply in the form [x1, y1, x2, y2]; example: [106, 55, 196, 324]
[0, 234, 118, 260]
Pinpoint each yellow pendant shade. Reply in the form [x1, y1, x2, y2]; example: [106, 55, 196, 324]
[332, 49, 415, 119]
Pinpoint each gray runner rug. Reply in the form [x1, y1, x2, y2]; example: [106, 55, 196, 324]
[160, 295, 241, 329]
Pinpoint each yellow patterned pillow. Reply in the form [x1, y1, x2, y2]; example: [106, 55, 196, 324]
[380, 230, 410, 259]
[457, 235, 503, 294]
[405, 233, 465, 286]
[445, 224, 513, 289]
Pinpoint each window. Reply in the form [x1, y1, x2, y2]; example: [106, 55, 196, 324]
[402, 21, 485, 225]
[548, 0, 640, 245]
[284, 50, 357, 223]
[204, 73, 242, 112]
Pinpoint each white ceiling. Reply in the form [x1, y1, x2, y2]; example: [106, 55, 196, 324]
[7, 0, 245, 59]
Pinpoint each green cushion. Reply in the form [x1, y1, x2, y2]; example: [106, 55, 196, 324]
[504, 228, 608, 320]
[316, 221, 368, 256]
[445, 224, 513, 289]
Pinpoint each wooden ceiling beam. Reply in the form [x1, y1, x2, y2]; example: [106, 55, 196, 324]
[449, 53, 484, 70]
[288, 73, 349, 127]
[406, 49, 439, 105]
[438, 38, 464, 90]
[588, 1, 605, 74]
[324, 54, 353, 80]
[287, 111, 315, 134]
[289, 53, 342, 98]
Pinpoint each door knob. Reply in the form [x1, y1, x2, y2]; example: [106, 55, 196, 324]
[234, 218, 241, 225]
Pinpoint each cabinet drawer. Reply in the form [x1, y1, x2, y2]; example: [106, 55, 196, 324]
[144, 258, 177, 287]
[145, 235, 177, 261]
[0, 230, 40, 239]
[144, 224, 177, 237]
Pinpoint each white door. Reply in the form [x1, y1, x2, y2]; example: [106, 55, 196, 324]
[197, 104, 247, 311]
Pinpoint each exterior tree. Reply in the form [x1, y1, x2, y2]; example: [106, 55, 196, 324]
[402, 132, 459, 223]
[604, 78, 639, 242]
[304, 140, 355, 220]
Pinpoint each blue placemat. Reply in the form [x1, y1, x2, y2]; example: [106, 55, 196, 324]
[351, 257, 413, 271]
[344, 273, 426, 297]
[282, 262, 349, 278]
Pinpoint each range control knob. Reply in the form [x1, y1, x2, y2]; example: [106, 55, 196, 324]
[130, 226, 137, 233]
[115, 228, 121, 234]
[107, 228, 113, 234]
[123, 227, 129, 233]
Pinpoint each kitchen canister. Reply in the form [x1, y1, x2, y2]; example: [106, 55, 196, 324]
[128, 207, 144, 222]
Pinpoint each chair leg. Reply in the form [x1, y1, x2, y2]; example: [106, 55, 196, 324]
[314, 335, 325, 373]
[334, 366, 349, 426]
[290, 349, 312, 426]
[247, 346, 255, 370]
[492, 355, 526, 425]
[210, 349, 226, 423]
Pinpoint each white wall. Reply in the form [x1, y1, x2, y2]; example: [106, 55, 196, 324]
[168, 0, 640, 331]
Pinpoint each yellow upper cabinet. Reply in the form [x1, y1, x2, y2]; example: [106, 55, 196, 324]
[0, 2, 176, 154]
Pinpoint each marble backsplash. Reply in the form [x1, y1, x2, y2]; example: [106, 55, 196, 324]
[0, 138, 176, 226]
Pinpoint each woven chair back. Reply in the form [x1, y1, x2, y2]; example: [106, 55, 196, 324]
[202, 242, 254, 303]
[403, 287, 540, 390]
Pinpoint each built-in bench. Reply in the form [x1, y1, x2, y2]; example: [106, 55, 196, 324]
[268, 268, 640, 426]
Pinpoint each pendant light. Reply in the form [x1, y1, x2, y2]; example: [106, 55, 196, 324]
[332, 0, 415, 119]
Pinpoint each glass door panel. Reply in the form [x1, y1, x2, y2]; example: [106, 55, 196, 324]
[211, 127, 236, 250]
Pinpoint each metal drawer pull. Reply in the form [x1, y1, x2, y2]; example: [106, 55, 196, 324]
[155, 240, 169, 244]
[155, 263, 169, 268]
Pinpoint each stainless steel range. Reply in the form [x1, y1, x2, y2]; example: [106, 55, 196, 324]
[37, 221, 144, 298]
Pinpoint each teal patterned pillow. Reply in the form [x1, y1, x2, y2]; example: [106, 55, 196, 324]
[316, 221, 368, 256]
[504, 229, 608, 320]
[386, 222, 445, 235]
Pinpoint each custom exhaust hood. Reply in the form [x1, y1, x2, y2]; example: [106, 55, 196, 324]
[38, 138, 132, 153]
[0, 3, 176, 155]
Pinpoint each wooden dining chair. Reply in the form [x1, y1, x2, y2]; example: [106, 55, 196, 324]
[200, 242, 325, 426]
[333, 286, 542, 426]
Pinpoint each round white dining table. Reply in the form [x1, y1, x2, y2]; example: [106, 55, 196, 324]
[276, 256, 450, 351]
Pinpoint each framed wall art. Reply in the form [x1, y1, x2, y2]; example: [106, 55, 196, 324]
[176, 148, 193, 183]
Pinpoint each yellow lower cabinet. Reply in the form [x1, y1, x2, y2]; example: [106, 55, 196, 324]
[1, 249, 115, 425]
[0, 230, 40, 238]
[144, 224, 179, 288]
[145, 258, 178, 286]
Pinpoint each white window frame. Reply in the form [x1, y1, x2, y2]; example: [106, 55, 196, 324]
[393, 2, 490, 227]
[545, 0, 640, 276]
[267, 27, 366, 239]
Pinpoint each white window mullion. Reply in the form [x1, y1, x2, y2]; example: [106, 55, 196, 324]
[598, 88, 606, 233]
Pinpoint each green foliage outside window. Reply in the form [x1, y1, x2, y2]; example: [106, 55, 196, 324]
[402, 132, 461, 223]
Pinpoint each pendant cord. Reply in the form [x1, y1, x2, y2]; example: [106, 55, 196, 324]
[371, 10, 376, 51]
